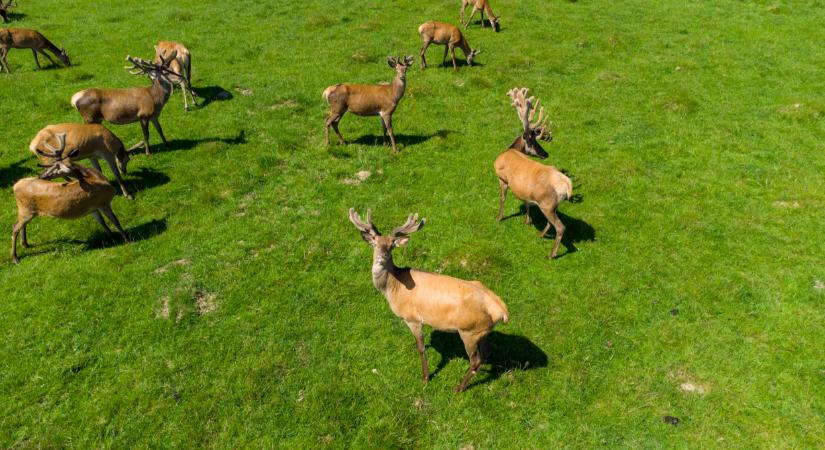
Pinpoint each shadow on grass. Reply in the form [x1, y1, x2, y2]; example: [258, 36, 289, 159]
[430, 330, 547, 390]
[124, 167, 170, 193]
[501, 203, 595, 257]
[151, 130, 247, 153]
[85, 217, 167, 249]
[0, 158, 35, 189]
[350, 129, 457, 148]
[2, 12, 27, 21]
[191, 86, 234, 108]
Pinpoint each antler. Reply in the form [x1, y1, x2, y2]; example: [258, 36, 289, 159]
[507, 87, 551, 140]
[391, 213, 425, 237]
[125, 55, 182, 78]
[37, 133, 67, 159]
[349, 208, 380, 236]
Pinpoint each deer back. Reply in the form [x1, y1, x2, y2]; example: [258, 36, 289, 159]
[29, 124, 120, 163]
[335, 83, 399, 116]
[13, 168, 116, 219]
[72, 87, 158, 124]
[154, 41, 190, 82]
[2, 28, 45, 48]
[495, 149, 571, 203]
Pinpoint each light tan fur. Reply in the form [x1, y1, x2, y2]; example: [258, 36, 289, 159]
[460, 0, 500, 32]
[323, 55, 414, 153]
[0, 28, 70, 73]
[154, 41, 197, 110]
[418, 21, 479, 70]
[29, 124, 132, 198]
[349, 209, 509, 392]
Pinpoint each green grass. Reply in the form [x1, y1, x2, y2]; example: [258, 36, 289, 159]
[2, 0, 825, 447]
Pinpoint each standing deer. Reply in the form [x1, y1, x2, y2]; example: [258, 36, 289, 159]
[495, 87, 572, 259]
[71, 54, 179, 155]
[12, 134, 130, 264]
[418, 21, 480, 70]
[154, 41, 197, 111]
[460, 0, 500, 32]
[0, 28, 71, 73]
[348, 208, 509, 392]
[323, 55, 414, 154]
[0, 1, 17, 23]
[29, 124, 132, 198]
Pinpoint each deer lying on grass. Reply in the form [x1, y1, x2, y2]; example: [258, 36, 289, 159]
[12, 134, 130, 264]
[349, 208, 509, 392]
[71, 54, 180, 155]
[29, 124, 132, 198]
[323, 56, 414, 154]
[0, 1, 17, 23]
[460, 0, 500, 32]
[418, 21, 480, 70]
[0, 28, 71, 73]
[154, 41, 197, 111]
[495, 88, 572, 259]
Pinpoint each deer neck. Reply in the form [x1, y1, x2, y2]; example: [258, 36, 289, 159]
[391, 72, 407, 102]
[151, 77, 173, 106]
[458, 36, 472, 54]
[508, 135, 526, 153]
[371, 247, 397, 294]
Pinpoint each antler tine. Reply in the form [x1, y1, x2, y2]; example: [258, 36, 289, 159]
[348, 208, 380, 236]
[391, 213, 425, 237]
[507, 87, 532, 132]
[42, 133, 67, 158]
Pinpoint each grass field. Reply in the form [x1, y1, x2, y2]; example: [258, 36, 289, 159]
[2, 0, 825, 447]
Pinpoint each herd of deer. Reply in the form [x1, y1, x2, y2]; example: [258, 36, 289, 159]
[4, 0, 574, 392]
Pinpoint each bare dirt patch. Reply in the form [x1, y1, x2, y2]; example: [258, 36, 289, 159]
[271, 99, 298, 110]
[342, 170, 371, 186]
[194, 290, 218, 315]
[669, 370, 711, 395]
[154, 258, 191, 274]
[156, 297, 171, 319]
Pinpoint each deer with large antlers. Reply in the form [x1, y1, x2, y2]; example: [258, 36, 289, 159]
[323, 56, 414, 154]
[460, 0, 500, 32]
[0, 0, 17, 23]
[418, 21, 480, 70]
[494, 87, 572, 259]
[12, 134, 130, 264]
[154, 41, 197, 111]
[348, 208, 509, 392]
[0, 28, 71, 73]
[71, 54, 180, 155]
[29, 124, 131, 198]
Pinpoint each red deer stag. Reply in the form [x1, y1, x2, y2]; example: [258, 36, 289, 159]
[418, 21, 480, 70]
[348, 208, 509, 392]
[12, 134, 130, 264]
[154, 41, 197, 111]
[323, 56, 414, 154]
[460, 0, 500, 32]
[0, 28, 71, 73]
[494, 87, 572, 259]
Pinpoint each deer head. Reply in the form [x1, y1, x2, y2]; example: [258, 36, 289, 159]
[467, 49, 481, 66]
[349, 208, 425, 259]
[35, 133, 82, 180]
[491, 15, 500, 32]
[387, 55, 415, 81]
[507, 87, 552, 159]
[57, 47, 71, 67]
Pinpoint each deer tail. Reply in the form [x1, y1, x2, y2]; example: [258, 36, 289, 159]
[322, 84, 342, 102]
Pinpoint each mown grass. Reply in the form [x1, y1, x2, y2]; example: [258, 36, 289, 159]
[1, 0, 825, 447]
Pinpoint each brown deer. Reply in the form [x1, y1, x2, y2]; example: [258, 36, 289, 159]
[418, 21, 480, 70]
[349, 208, 509, 392]
[0, 28, 71, 73]
[495, 87, 572, 259]
[12, 134, 130, 264]
[460, 0, 500, 32]
[0, 0, 17, 23]
[154, 41, 197, 111]
[323, 55, 414, 154]
[29, 124, 132, 198]
[71, 54, 179, 155]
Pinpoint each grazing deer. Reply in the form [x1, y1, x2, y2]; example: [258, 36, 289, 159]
[348, 208, 509, 392]
[323, 55, 414, 154]
[460, 0, 500, 32]
[71, 54, 179, 155]
[0, 28, 71, 73]
[12, 134, 130, 264]
[418, 21, 480, 70]
[495, 88, 572, 259]
[29, 124, 132, 198]
[154, 41, 197, 111]
[0, 0, 17, 23]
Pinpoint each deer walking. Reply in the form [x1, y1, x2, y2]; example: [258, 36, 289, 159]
[418, 21, 480, 70]
[12, 134, 130, 264]
[495, 88, 572, 259]
[349, 208, 509, 392]
[323, 56, 414, 154]
[460, 0, 500, 32]
[71, 54, 179, 155]
[0, 1, 17, 23]
[29, 124, 132, 198]
[154, 41, 197, 111]
[0, 28, 71, 73]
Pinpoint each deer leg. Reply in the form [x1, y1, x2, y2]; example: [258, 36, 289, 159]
[331, 118, 345, 145]
[179, 81, 189, 111]
[419, 41, 430, 69]
[151, 118, 169, 146]
[524, 202, 532, 224]
[466, 7, 479, 29]
[405, 321, 429, 381]
[442, 45, 449, 67]
[496, 179, 508, 221]
[0, 48, 9, 73]
[20, 221, 29, 248]
[99, 204, 131, 243]
[92, 210, 113, 235]
[538, 202, 566, 259]
[380, 117, 388, 146]
[139, 119, 152, 155]
[480, 9, 486, 27]
[39, 50, 57, 67]
[11, 215, 33, 264]
[450, 45, 458, 70]
[454, 331, 485, 392]
[31, 49, 41, 69]
[101, 155, 132, 199]
[380, 113, 398, 153]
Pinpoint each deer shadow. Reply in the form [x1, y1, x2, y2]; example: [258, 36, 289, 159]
[0, 158, 35, 189]
[2, 12, 26, 21]
[468, 19, 502, 31]
[429, 330, 548, 390]
[85, 217, 167, 249]
[124, 167, 170, 193]
[191, 86, 234, 108]
[350, 129, 457, 149]
[502, 206, 595, 257]
[152, 130, 247, 153]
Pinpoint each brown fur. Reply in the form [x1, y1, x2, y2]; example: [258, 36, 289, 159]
[460, 0, 500, 32]
[0, 28, 70, 73]
[418, 21, 479, 70]
[154, 41, 197, 110]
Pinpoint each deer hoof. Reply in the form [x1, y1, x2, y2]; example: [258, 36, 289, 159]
[11, 257, 19, 265]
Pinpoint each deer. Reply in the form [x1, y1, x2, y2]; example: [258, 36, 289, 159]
[495, 87, 572, 259]
[29, 124, 132, 198]
[0, 0, 17, 23]
[154, 41, 197, 111]
[11, 133, 131, 264]
[0, 28, 71, 73]
[323, 55, 414, 154]
[418, 21, 480, 70]
[71, 53, 180, 155]
[460, 0, 500, 32]
[348, 208, 509, 392]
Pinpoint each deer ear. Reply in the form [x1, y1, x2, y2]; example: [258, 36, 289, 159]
[387, 57, 398, 68]
[67, 148, 80, 158]
[359, 231, 377, 245]
[393, 236, 410, 247]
